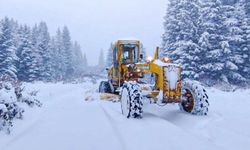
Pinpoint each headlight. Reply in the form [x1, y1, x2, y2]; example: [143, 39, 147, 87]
[146, 56, 153, 62]
[162, 57, 170, 63]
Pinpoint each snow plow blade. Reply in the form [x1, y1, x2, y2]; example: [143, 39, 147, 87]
[99, 93, 119, 102]
[84, 92, 119, 102]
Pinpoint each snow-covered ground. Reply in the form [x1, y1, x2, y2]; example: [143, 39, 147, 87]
[0, 80, 250, 150]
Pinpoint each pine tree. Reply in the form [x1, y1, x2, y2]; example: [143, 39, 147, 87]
[62, 26, 73, 79]
[245, 0, 250, 15]
[105, 43, 113, 67]
[221, 0, 239, 5]
[224, 0, 248, 84]
[48, 37, 58, 81]
[162, 0, 201, 79]
[36, 22, 51, 81]
[31, 24, 39, 48]
[197, 0, 229, 85]
[237, 0, 250, 80]
[0, 17, 84, 82]
[247, 17, 250, 80]
[72, 41, 85, 76]
[0, 17, 18, 80]
[9, 19, 19, 49]
[17, 25, 39, 81]
[31, 24, 43, 80]
[161, 0, 249, 86]
[98, 49, 105, 72]
[83, 53, 88, 68]
[54, 28, 64, 80]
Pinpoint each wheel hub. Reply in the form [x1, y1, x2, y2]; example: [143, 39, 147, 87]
[181, 89, 194, 113]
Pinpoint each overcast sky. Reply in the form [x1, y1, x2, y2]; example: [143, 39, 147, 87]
[0, 0, 167, 65]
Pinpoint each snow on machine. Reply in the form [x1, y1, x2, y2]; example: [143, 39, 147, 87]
[99, 40, 209, 118]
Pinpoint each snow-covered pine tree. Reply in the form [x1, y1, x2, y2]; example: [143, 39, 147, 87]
[247, 14, 250, 81]
[30, 24, 43, 81]
[198, 0, 228, 85]
[83, 53, 88, 69]
[98, 49, 105, 72]
[31, 24, 39, 48]
[214, 3, 241, 84]
[48, 37, 58, 81]
[105, 43, 113, 68]
[223, 0, 249, 85]
[15, 24, 25, 80]
[62, 26, 73, 79]
[0, 20, 1, 40]
[54, 28, 64, 81]
[162, 0, 181, 54]
[0, 17, 18, 80]
[36, 22, 52, 81]
[0, 17, 84, 82]
[221, 0, 239, 5]
[204, 2, 247, 85]
[17, 25, 39, 82]
[162, 0, 201, 79]
[198, 31, 211, 80]
[239, 0, 250, 81]
[245, 0, 250, 15]
[9, 19, 19, 50]
[72, 41, 85, 76]
[32, 22, 49, 81]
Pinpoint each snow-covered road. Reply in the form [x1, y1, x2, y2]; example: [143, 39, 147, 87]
[0, 81, 250, 150]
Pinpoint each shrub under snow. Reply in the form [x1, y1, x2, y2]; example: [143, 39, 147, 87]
[0, 81, 41, 134]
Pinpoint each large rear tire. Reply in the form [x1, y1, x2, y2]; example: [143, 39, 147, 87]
[99, 81, 112, 93]
[120, 81, 143, 118]
[179, 80, 209, 115]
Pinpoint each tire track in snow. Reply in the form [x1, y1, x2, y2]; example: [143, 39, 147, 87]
[101, 102, 223, 150]
[1, 112, 44, 150]
[100, 104, 128, 150]
[151, 109, 250, 149]
[143, 112, 225, 150]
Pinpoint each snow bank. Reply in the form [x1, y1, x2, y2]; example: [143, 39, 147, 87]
[0, 81, 41, 134]
[0, 84, 17, 104]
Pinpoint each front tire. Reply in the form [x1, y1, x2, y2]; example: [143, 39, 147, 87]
[179, 80, 209, 115]
[120, 81, 143, 118]
[99, 81, 112, 93]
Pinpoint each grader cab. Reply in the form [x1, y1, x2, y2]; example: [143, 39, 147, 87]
[99, 40, 209, 118]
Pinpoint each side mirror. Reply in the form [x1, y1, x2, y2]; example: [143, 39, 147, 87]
[140, 54, 144, 60]
[106, 68, 109, 71]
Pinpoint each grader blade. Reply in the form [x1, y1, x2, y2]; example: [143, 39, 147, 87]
[100, 93, 120, 102]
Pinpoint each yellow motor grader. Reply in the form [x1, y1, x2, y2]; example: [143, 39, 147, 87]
[99, 40, 209, 118]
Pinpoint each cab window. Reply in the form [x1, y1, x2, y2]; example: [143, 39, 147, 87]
[122, 44, 139, 64]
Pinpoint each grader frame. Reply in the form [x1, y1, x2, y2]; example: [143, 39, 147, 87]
[99, 39, 209, 118]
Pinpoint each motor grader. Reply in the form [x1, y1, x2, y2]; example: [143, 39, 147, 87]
[99, 40, 209, 118]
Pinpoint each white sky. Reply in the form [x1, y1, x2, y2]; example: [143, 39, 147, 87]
[0, 0, 167, 65]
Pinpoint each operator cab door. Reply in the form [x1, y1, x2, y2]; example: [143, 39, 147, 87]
[120, 44, 140, 84]
[122, 44, 139, 65]
[111, 43, 140, 87]
[112, 47, 119, 86]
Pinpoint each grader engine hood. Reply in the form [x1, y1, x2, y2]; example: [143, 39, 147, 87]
[164, 65, 179, 90]
[163, 64, 181, 102]
[151, 59, 182, 103]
